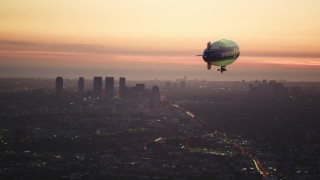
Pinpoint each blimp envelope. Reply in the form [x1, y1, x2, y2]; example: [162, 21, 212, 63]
[203, 39, 240, 67]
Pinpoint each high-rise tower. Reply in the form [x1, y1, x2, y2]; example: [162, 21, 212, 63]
[93, 76, 102, 98]
[151, 85, 160, 107]
[56, 77, 63, 95]
[119, 77, 126, 98]
[78, 77, 84, 94]
[105, 77, 114, 99]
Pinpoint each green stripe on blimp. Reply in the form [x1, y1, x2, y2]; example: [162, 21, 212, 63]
[209, 58, 236, 66]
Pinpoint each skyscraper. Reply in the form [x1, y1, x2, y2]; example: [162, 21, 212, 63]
[136, 84, 145, 93]
[56, 77, 63, 95]
[105, 77, 114, 99]
[119, 77, 126, 98]
[78, 77, 84, 94]
[151, 85, 160, 107]
[93, 76, 102, 98]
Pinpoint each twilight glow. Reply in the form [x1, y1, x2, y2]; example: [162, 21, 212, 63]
[1, 0, 320, 81]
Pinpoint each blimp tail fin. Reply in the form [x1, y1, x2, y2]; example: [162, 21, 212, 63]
[207, 63, 211, 70]
[207, 41, 212, 49]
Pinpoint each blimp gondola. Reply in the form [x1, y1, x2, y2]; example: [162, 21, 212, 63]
[197, 39, 240, 73]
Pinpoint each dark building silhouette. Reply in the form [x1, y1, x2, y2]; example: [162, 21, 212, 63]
[78, 77, 84, 94]
[105, 77, 114, 99]
[127, 84, 145, 99]
[93, 76, 103, 98]
[269, 80, 277, 86]
[130, 84, 145, 99]
[119, 77, 126, 98]
[55, 77, 63, 95]
[151, 85, 160, 107]
[135, 84, 145, 93]
[262, 79, 268, 85]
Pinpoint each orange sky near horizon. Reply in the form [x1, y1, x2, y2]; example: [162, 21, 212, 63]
[1, 0, 320, 81]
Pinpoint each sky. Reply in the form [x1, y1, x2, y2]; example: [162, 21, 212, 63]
[0, 0, 320, 81]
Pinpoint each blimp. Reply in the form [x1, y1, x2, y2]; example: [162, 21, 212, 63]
[197, 39, 240, 73]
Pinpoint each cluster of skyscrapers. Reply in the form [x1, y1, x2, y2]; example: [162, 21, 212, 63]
[55, 76, 160, 105]
[56, 76, 122, 98]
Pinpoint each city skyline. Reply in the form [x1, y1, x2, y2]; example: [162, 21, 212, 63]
[1, 1, 320, 177]
[1, 1, 320, 81]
